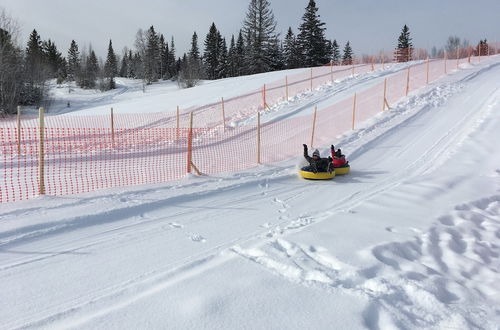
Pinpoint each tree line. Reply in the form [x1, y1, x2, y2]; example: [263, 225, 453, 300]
[0, 0, 491, 115]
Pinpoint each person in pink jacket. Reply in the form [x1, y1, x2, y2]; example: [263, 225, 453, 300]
[331, 145, 348, 167]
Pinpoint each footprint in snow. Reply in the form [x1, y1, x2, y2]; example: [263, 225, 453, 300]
[188, 233, 206, 243]
[169, 222, 183, 229]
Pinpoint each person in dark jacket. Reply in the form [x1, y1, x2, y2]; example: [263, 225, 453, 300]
[303, 144, 333, 173]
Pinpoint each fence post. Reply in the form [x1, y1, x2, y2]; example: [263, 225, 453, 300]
[38, 107, 45, 195]
[262, 84, 269, 109]
[381, 54, 385, 70]
[371, 58, 375, 71]
[17, 105, 21, 155]
[352, 93, 357, 130]
[257, 111, 261, 164]
[187, 112, 193, 174]
[110, 107, 115, 147]
[285, 76, 289, 101]
[468, 47, 471, 63]
[310, 67, 313, 91]
[310, 106, 317, 148]
[406, 67, 410, 96]
[382, 78, 387, 111]
[426, 57, 430, 84]
[456, 47, 460, 69]
[478, 43, 481, 62]
[221, 97, 226, 132]
[176, 105, 180, 140]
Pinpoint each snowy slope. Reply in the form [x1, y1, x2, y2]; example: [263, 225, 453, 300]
[1, 56, 500, 329]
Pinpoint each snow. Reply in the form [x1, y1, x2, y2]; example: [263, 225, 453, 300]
[1, 55, 500, 329]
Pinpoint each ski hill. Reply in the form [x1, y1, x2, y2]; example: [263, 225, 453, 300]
[1, 55, 500, 329]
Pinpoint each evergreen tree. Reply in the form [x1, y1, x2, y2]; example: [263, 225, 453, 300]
[234, 30, 245, 76]
[331, 39, 341, 64]
[189, 31, 200, 61]
[86, 49, 99, 88]
[267, 36, 284, 71]
[203, 23, 221, 80]
[159, 34, 168, 79]
[119, 50, 128, 77]
[342, 41, 353, 65]
[67, 40, 80, 81]
[25, 30, 43, 75]
[242, 0, 278, 74]
[144, 25, 160, 83]
[216, 37, 228, 79]
[297, 0, 329, 67]
[283, 27, 301, 68]
[24, 29, 46, 105]
[0, 25, 24, 113]
[131, 51, 142, 78]
[104, 39, 118, 89]
[168, 36, 177, 78]
[325, 39, 333, 63]
[187, 31, 202, 80]
[41, 39, 64, 79]
[227, 35, 237, 77]
[395, 24, 413, 62]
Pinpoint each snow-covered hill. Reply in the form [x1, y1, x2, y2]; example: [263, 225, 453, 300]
[1, 56, 500, 329]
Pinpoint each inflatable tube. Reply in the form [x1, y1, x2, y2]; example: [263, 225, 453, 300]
[334, 164, 350, 175]
[299, 167, 336, 180]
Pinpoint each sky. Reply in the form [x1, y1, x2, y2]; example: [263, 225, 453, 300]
[0, 0, 499, 60]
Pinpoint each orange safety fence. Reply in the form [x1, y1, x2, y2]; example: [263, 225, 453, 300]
[1, 44, 499, 202]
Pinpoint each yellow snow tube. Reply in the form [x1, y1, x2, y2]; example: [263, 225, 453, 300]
[299, 168, 336, 180]
[334, 164, 350, 175]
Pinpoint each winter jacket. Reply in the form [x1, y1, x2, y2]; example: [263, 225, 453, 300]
[304, 146, 332, 172]
[331, 147, 347, 167]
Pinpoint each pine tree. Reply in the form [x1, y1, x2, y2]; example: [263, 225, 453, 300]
[67, 40, 80, 81]
[86, 49, 99, 88]
[203, 23, 221, 80]
[144, 25, 160, 83]
[24, 29, 46, 105]
[216, 37, 228, 79]
[242, 0, 278, 74]
[119, 51, 128, 77]
[25, 29, 43, 79]
[342, 41, 353, 65]
[159, 34, 168, 79]
[283, 27, 302, 69]
[189, 31, 200, 61]
[187, 31, 202, 80]
[297, 0, 329, 67]
[0, 24, 24, 113]
[104, 39, 118, 89]
[227, 35, 237, 77]
[267, 36, 284, 71]
[169, 36, 177, 78]
[331, 39, 341, 65]
[395, 24, 413, 62]
[234, 30, 245, 76]
[41, 39, 64, 79]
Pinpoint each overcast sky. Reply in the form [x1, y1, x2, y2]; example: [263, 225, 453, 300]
[1, 0, 499, 60]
